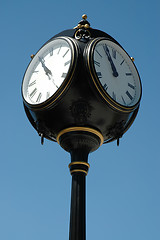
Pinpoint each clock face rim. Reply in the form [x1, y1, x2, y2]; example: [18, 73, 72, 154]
[22, 37, 78, 109]
[86, 37, 142, 112]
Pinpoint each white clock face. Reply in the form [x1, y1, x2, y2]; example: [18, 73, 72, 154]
[92, 39, 141, 108]
[22, 38, 73, 105]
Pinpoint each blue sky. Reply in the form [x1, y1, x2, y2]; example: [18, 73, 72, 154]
[0, 0, 159, 239]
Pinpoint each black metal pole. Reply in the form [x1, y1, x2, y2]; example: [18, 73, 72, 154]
[69, 171, 86, 240]
[57, 128, 102, 240]
[69, 150, 89, 240]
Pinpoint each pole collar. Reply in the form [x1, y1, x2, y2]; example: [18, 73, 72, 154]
[69, 161, 90, 176]
[57, 126, 104, 146]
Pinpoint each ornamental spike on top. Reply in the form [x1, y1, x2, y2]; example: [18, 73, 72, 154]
[74, 14, 91, 29]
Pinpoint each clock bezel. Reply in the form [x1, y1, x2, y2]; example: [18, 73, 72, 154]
[22, 36, 78, 110]
[86, 37, 142, 113]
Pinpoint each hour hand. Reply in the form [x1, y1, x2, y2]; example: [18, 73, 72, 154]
[103, 45, 119, 77]
[39, 57, 52, 77]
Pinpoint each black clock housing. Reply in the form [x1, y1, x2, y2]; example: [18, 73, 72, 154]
[22, 18, 142, 148]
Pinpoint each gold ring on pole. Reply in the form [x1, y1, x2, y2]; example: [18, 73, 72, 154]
[70, 169, 88, 175]
[68, 162, 90, 168]
[56, 127, 104, 146]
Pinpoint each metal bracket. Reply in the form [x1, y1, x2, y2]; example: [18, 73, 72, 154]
[39, 133, 44, 145]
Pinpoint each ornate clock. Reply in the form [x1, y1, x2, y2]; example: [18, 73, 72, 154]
[21, 14, 142, 240]
[22, 15, 142, 146]
[22, 37, 78, 109]
[86, 38, 142, 112]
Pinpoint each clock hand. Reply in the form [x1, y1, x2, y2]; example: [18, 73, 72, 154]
[103, 45, 119, 77]
[38, 57, 58, 88]
[50, 76, 58, 88]
[38, 57, 52, 77]
[43, 70, 58, 88]
[44, 71, 58, 88]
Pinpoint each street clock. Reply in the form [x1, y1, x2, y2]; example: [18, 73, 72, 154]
[21, 14, 142, 240]
[22, 15, 142, 147]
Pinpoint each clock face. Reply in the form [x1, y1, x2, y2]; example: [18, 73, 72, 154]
[89, 38, 142, 109]
[22, 37, 75, 106]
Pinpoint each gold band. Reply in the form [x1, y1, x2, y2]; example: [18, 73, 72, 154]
[69, 161, 90, 168]
[70, 169, 88, 175]
[56, 127, 104, 146]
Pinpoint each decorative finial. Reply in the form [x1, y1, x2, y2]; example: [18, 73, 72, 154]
[74, 14, 91, 29]
[82, 14, 87, 20]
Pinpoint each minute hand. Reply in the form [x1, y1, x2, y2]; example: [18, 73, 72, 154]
[103, 45, 119, 77]
[38, 57, 58, 88]
[39, 57, 52, 76]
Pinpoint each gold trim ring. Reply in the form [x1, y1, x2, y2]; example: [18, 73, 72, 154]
[68, 161, 90, 168]
[69, 162, 90, 176]
[70, 169, 88, 175]
[56, 127, 104, 146]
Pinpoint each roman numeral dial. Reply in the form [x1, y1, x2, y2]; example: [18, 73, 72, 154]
[91, 38, 141, 108]
[22, 38, 74, 106]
